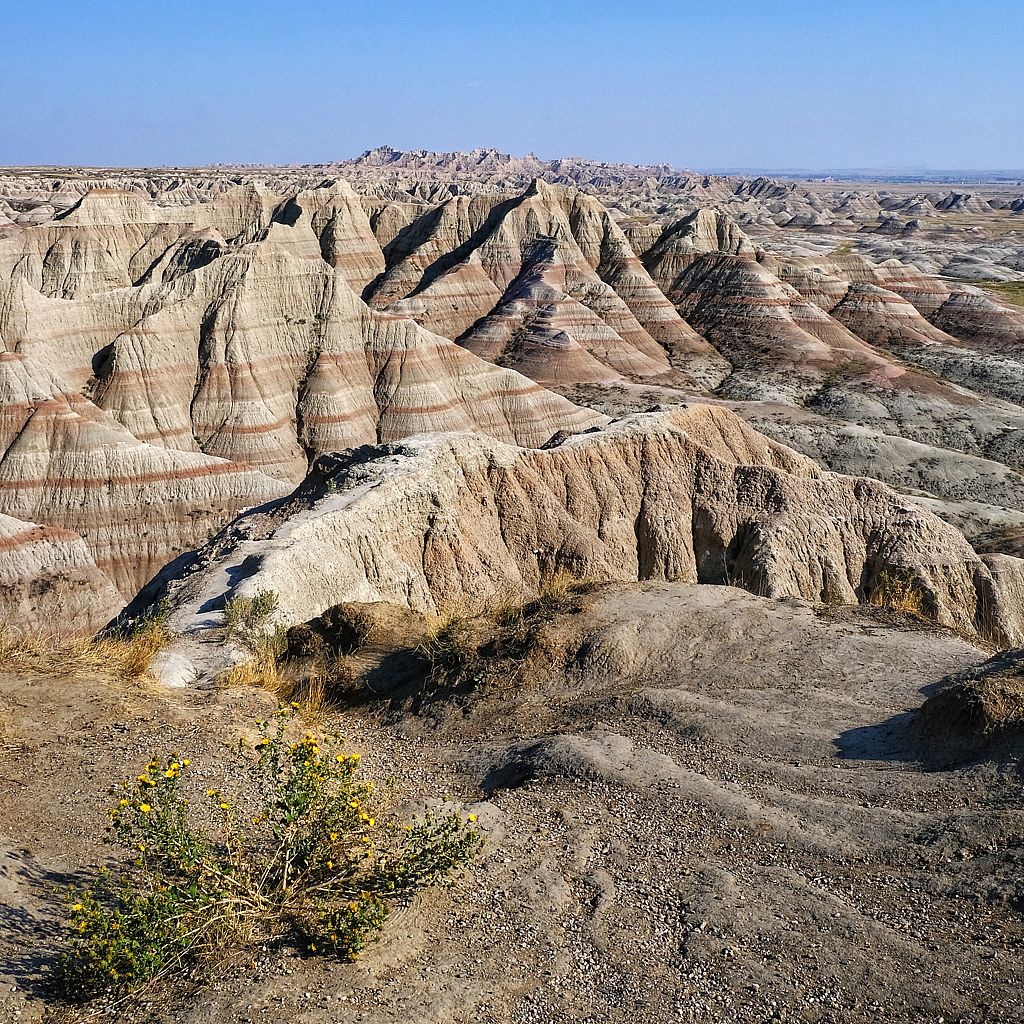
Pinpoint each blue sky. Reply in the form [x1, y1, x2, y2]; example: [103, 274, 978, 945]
[2, 0, 1022, 171]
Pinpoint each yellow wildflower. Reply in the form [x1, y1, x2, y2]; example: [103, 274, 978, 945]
[140, 804, 151, 813]
[220, 802, 230, 810]
[330, 833, 338, 842]
[71, 903, 83, 912]
[468, 814, 477, 822]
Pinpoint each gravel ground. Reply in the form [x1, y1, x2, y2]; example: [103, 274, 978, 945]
[1, 583, 1023, 1023]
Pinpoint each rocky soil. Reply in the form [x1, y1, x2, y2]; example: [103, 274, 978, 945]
[2, 583, 1024, 1023]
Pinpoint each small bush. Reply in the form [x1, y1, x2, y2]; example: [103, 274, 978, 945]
[249, 590, 279, 623]
[223, 590, 279, 639]
[54, 706, 483, 998]
[869, 570, 926, 616]
[417, 613, 475, 680]
[222, 596, 251, 638]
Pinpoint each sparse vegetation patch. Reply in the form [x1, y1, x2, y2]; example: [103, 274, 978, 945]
[868, 569, 927, 617]
[223, 589, 280, 639]
[0, 603, 170, 681]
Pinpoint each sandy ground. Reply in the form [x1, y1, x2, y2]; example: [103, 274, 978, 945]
[1, 582, 1023, 1024]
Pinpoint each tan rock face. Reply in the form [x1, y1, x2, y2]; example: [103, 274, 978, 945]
[669, 253, 890, 382]
[363, 180, 721, 386]
[642, 208, 758, 302]
[0, 350, 291, 598]
[137, 405, 1024, 649]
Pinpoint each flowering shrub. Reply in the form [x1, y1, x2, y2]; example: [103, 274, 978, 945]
[55, 705, 483, 997]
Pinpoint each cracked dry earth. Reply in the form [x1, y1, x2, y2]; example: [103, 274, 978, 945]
[2, 582, 1024, 1024]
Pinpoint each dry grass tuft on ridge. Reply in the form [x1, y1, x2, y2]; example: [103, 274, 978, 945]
[868, 569, 927, 617]
[0, 613, 170, 683]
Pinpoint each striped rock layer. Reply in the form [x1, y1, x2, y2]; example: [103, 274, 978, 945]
[0, 182, 606, 620]
[363, 180, 726, 387]
[4, 171, 1024, 628]
[0, 512, 123, 633]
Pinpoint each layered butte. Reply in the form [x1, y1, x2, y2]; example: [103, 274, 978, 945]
[0, 181, 606, 617]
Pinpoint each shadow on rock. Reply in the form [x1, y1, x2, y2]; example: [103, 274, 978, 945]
[916, 648, 1024, 770]
[835, 648, 1024, 771]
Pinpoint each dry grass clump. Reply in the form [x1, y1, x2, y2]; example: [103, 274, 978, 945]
[417, 612, 476, 681]
[218, 623, 289, 692]
[220, 621, 357, 725]
[417, 570, 604, 687]
[0, 610, 170, 682]
[223, 589, 280, 639]
[868, 569, 927, 616]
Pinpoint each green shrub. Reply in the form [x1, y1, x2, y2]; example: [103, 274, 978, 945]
[223, 590, 279, 639]
[249, 590, 279, 623]
[54, 706, 483, 997]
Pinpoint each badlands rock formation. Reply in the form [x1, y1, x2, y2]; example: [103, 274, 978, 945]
[133, 407, 1024, 683]
[0, 513, 122, 632]
[0, 181, 604, 614]
[3, 155, 1024, 628]
[340, 177, 1024, 547]
[362, 180, 722, 387]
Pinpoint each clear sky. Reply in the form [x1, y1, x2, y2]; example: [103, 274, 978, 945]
[3, 0, 1022, 172]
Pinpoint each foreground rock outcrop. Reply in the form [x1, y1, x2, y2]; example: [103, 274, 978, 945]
[132, 405, 1024, 671]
